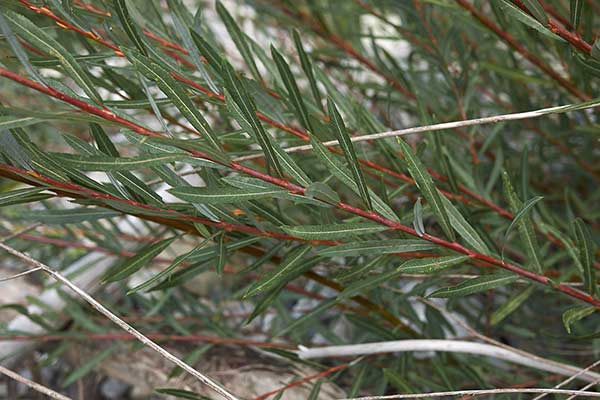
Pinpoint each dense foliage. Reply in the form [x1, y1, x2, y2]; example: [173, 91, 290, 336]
[0, 0, 598, 398]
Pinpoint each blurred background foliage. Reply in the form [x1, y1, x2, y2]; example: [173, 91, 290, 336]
[0, 0, 598, 398]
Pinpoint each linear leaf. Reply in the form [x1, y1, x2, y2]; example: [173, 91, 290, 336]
[397, 138, 454, 240]
[497, 0, 562, 40]
[271, 45, 314, 133]
[428, 273, 518, 298]
[504, 195, 544, 241]
[397, 255, 470, 274]
[169, 186, 287, 204]
[319, 240, 435, 258]
[129, 234, 217, 294]
[521, 0, 548, 23]
[335, 255, 388, 283]
[0, 187, 47, 207]
[3, 11, 102, 104]
[413, 197, 425, 237]
[222, 63, 283, 176]
[0, 116, 45, 130]
[62, 344, 119, 388]
[573, 218, 596, 295]
[125, 50, 223, 152]
[502, 172, 543, 272]
[281, 223, 387, 240]
[490, 286, 535, 325]
[338, 266, 401, 300]
[245, 285, 284, 324]
[328, 98, 372, 210]
[23, 207, 120, 224]
[441, 196, 490, 255]
[243, 245, 313, 297]
[562, 306, 596, 334]
[293, 29, 322, 111]
[310, 136, 398, 221]
[216, 231, 226, 276]
[104, 236, 176, 283]
[113, 0, 147, 55]
[570, 0, 584, 30]
[278, 297, 337, 336]
[216, 1, 261, 82]
[52, 153, 187, 171]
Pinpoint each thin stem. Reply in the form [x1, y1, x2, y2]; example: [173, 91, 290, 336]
[297, 339, 600, 383]
[0, 68, 598, 308]
[234, 100, 600, 157]
[0, 365, 72, 400]
[455, 0, 589, 100]
[343, 388, 600, 400]
[0, 241, 241, 400]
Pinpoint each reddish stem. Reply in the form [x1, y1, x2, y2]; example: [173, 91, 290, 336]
[455, 0, 589, 100]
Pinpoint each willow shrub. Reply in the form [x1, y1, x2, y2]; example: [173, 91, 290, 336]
[0, 0, 599, 397]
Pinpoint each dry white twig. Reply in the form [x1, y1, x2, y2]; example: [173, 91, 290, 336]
[0, 364, 72, 400]
[234, 99, 600, 161]
[297, 339, 600, 384]
[340, 388, 600, 400]
[0, 241, 240, 400]
[565, 379, 600, 400]
[533, 359, 600, 400]
[418, 297, 600, 384]
[0, 267, 43, 282]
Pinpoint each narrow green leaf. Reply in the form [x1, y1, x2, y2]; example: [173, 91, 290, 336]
[0, 187, 47, 207]
[338, 266, 402, 300]
[570, 0, 584, 30]
[441, 196, 490, 255]
[502, 172, 543, 272]
[169, 185, 287, 204]
[539, 223, 584, 273]
[335, 255, 387, 283]
[23, 207, 120, 224]
[113, 0, 147, 55]
[310, 136, 399, 221]
[397, 138, 454, 240]
[413, 197, 425, 237]
[319, 240, 435, 258]
[190, 29, 223, 73]
[3, 11, 102, 104]
[52, 153, 186, 171]
[125, 50, 223, 152]
[0, 116, 45, 130]
[305, 182, 340, 205]
[215, 1, 261, 81]
[397, 255, 470, 274]
[222, 64, 283, 176]
[216, 231, 226, 276]
[104, 236, 176, 283]
[245, 285, 284, 324]
[129, 234, 217, 294]
[281, 223, 388, 240]
[521, 0, 548, 23]
[428, 273, 518, 298]
[243, 245, 313, 297]
[328, 98, 372, 210]
[497, 0, 561, 40]
[278, 297, 337, 336]
[62, 344, 119, 387]
[504, 196, 544, 240]
[293, 29, 322, 111]
[271, 46, 314, 133]
[490, 286, 535, 325]
[572, 218, 596, 295]
[562, 306, 596, 334]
